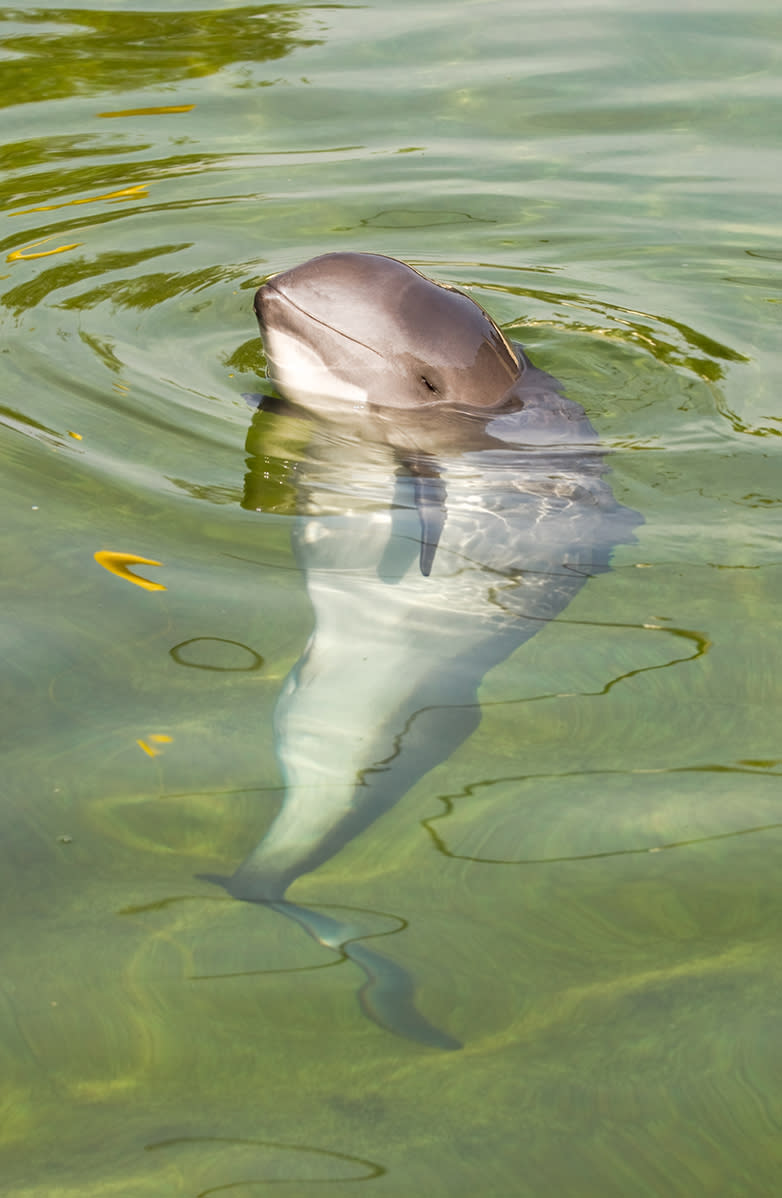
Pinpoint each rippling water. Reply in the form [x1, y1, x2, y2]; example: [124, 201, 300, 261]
[2, 1, 782, 1194]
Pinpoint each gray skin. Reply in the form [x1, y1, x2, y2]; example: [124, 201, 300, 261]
[252, 252, 605, 570]
[203, 253, 640, 1050]
[254, 251, 522, 416]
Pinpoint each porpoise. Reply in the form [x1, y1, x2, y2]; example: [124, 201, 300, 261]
[204, 253, 640, 1049]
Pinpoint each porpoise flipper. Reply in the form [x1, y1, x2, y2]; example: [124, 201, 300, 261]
[377, 462, 448, 581]
[412, 470, 447, 577]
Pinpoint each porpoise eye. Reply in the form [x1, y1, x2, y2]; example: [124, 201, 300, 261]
[421, 376, 439, 394]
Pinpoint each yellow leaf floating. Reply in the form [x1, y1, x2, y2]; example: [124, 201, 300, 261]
[137, 733, 173, 758]
[97, 105, 195, 118]
[94, 551, 166, 592]
[7, 238, 82, 262]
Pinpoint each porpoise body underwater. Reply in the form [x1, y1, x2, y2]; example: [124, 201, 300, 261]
[204, 253, 641, 1049]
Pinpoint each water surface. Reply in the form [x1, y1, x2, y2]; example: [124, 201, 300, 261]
[2, 1, 782, 1194]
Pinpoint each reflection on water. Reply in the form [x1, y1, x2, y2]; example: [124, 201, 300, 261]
[0, 6, 318, 106]
[501, 285, 749, 382]
[2, 0, 782, 1194]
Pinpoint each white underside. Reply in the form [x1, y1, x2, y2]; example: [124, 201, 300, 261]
[264, 327, 368, 411]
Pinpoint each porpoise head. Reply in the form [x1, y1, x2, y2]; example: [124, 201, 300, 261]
[254, 252, 523, 414]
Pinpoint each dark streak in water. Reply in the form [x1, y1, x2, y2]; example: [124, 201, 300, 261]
[357, 622, 709, 787]
[422, 773, 782, 867]
[145, 1133, 386, 1188]
[188, 903, 408, 982]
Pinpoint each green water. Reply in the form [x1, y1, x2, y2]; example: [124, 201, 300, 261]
[2, 1, 782, 1194]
